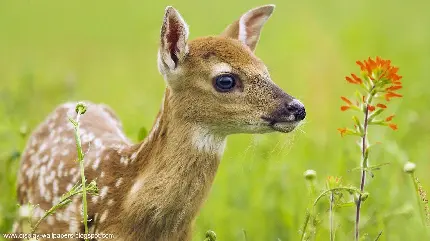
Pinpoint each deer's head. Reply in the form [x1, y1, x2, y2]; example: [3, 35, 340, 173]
[157, 5, 306, 135]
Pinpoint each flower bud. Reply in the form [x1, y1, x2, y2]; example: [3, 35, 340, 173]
[361, 192, 369, 201]
[403, 162, 416, 174]
[75, 102, 87, 115]
[303, 170, 317, 181]
[19, 205, 32, 218]
[19, 124, 28, 137]
[354, 192, 369, 204]
[205, 230, 217, 241]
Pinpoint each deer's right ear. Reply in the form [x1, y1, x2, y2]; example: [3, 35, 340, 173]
[158, 6, 189, 72]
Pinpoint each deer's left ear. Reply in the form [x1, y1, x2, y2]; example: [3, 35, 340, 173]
[158, 6, 189, 71]
[221, 5, 275, 52]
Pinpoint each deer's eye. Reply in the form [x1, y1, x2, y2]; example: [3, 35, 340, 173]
[214, 74, 236, 92]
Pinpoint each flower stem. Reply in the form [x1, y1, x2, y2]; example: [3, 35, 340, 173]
[410, 173, 427, 226]
[72, 109, 89, 241]
[329, 192, 335, 241]
[355, 98, 371, 241]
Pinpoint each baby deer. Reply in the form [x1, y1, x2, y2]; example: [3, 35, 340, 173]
[16, 4, 305, 241]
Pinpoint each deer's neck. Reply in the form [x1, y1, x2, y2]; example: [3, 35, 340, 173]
[122, 89, 226, 239]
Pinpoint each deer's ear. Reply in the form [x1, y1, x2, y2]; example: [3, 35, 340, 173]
[221, 5, 275, 52]
[158, 6, 189, 71]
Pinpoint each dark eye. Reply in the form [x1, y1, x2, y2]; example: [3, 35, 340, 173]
[214, 74, 236, 92]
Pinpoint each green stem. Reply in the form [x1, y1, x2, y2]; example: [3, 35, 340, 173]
[355, 88, 375, 241]
[300, 210, 311, 241]
[73, 110, 89, 241]
[31, 184, 85, 234]
[410, 173, 426, 226]
[329, 192, 335, 241]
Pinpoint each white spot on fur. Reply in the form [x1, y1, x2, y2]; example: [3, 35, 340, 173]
[129, 179, 144, 197]
[53, 179, 59, 194]
[69, 168, 77, 176]
[107, 199, 114, 206]
[92, 158, 101, 170]
[38, 143, 47, 153]
[100, 186, 109, 199]
[115, 178, 123, 188]
[120, 156, 129, 166]
[57, 162, 64, 177]
[99, 210, 109, 223]
[69, 221, 79, 233]
[61, 149, 70, 156]
[47, 216, 54, 225]
[94, 138, 102, 148]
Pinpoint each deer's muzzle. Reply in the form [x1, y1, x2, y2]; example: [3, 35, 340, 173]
[261, 99, 306, 133]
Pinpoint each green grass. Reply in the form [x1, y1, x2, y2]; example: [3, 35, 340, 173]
[1, 0, 430, 240]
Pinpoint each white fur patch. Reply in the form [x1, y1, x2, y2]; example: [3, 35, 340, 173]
[191, 127, 226, 157]
[130, 179, 144, 194]
[100, 209, 109, 223]
[115, 178, 123, 188]
[100, 186, 109, 199]
[211, 63, 232, 77]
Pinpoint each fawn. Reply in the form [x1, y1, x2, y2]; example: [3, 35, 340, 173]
[16, 4, 306, 241]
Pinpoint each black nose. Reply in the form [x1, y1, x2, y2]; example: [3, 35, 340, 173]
[286, 100, 306, 121]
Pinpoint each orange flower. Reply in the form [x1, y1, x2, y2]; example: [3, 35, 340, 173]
[389, 123, 398, 130]
[337, 128, 347, 137]
[385, 115, 395, 122]
[376, 103, 387, 109]
[355, 56, 402, 84]
[367, 105, 375, 112]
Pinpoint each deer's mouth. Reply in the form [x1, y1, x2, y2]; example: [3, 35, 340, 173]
[261, 116, 301, 133]
[269, 121, 300, 133]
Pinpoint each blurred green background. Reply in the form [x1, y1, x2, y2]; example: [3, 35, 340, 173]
[1, 0, 430, 240]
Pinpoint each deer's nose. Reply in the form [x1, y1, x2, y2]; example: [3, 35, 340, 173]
[286, 100, 306, 121]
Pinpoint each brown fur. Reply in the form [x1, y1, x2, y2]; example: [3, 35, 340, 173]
[15, 5, 305, 241]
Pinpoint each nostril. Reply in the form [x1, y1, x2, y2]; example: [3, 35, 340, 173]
[286, 104, 298, 113]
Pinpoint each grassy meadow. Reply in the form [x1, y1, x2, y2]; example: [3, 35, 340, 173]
[1, 0, 430, 240]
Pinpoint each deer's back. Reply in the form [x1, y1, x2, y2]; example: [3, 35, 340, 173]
[17, 102, 132, 238]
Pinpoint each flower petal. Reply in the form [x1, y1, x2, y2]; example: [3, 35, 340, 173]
[341, 106, 350, 111]
[341, 96, 353, 105]
[356, 61, 366, 71]
[385, 92, 403, 101]
[388, 123, 398, 130]
[376, 103, 387, 109]
[385, 115, 395, 122]
[351, 73, 363, 84]
[386, 85, 402, 91]
[337, 128, 347, 137]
